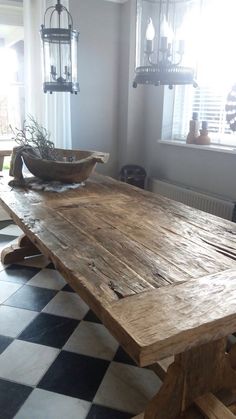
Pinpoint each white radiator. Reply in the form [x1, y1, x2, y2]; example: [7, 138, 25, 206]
[150, 178, 236, 221]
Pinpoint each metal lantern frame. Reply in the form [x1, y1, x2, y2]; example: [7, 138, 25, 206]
[41, 0, 79, 94]
[133, 0, 198, 89]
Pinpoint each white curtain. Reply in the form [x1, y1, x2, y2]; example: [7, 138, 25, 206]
[23, 0, 72, 149]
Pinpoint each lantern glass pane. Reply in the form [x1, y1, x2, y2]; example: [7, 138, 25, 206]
[48, 40, 71, 82]
[43, 42, 51, 83]
[135, 0, 200, 70]
[71, 33, 78, 84]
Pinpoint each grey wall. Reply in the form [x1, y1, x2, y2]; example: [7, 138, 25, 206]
[70, 0, 147, 177]
[118, 0, 146, 170]
[69, 0, 236, 202]
[70, 0, 121, 177]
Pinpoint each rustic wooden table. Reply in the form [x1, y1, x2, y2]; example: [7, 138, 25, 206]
[1, 174, 236, 418]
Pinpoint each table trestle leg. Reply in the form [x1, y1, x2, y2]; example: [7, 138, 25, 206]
[1, 234, 41, 265]
[135, 338, 236, 419]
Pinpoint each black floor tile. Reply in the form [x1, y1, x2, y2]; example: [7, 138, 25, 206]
[84, 310, 102, 324]
[0, 379, 32, 419]
[87, 405, 132, 419]
[38, 350, 109, 401]
[113, 347, 136, 366]
[46, 262, 55, 269]
[0, 336, 13, 355]
[0, 265, 40, 285]
[0, 220, 14, 230]
[18, 313, 79, 348]
[4, 285, 57, 311]
[62, 283, 75, 293]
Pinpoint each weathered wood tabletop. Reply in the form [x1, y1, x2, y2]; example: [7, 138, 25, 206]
[1, 173, 236, 418]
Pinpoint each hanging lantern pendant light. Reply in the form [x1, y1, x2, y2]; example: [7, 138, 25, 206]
[133, 0, 198, 89]
[41, 0, 79, 94]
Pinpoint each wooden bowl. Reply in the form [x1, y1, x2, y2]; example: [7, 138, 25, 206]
[21, 148, 109, 183]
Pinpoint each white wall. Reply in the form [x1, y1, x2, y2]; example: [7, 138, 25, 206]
[0, 2, 23, 26]
[70, 0, 121, 177]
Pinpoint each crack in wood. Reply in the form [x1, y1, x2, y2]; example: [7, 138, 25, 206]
[108, 281, 125, 299]
[153, 271, 173, 285]
[201, 238, 236, 261]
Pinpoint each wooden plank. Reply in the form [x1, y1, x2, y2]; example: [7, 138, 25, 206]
[0, 150, 12, 156]
[2, 174, 236, 297]
[1, 175, 236, 365]
[149, 357, 235, 418]
[144, 339, 236, 419]
[17, 254, 51, 269]
[0, 190, 157, 301]
[79, 200, 236, 274]
[47, 176, 236, 282]
[148, 356, 173, 381]
[195, 393, 235, 418]
[1, 242, 40, 265]
[104, 269, 236, 366]
[229, 404, 236, 414]
[89, 175, 236, 254]
[132, 409, 204, 419]
[2, 175, 236, 418]
[58, 207, 190, 287]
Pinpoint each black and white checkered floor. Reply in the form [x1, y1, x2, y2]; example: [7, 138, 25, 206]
[0, 213, 162, 419]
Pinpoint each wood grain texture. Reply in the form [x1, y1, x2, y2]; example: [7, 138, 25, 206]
[148, 357, 174, 381]
[195, 393, 235, 419]
[1, 234, 41, 265]
[144, 339, 236, 419]
[148, 356, 236, 418]
[1, 174, 236, 365]
[105, 270, 236, 366]
[229, 404, 236, 414]
[2, 174, 236, 418]
[0, 150, 12, 156]
[22, 149, 109, 183]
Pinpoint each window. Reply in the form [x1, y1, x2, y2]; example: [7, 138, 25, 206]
[0, 37, 24, 145]
[172, 0, 236, 146]
[0, 20, 25, 149]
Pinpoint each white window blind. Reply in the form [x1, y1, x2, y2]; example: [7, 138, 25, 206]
[172, 0, 236, 145]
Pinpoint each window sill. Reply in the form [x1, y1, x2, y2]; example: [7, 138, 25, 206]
[157, 140, 236, 155]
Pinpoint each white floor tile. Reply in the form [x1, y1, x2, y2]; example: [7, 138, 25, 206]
[0, 340, 59, 386]
[0, 261, 9, 272]
[0, 207, 11, 221]
[0, 281, 22, 304]
[64, 321, 119, 361]
[0, 224, 22, 236]
[94, 362, 162, 415]
[14, 388, 91, 419]
[43, 291, 89, 320]
[0, 237, 18, 250]
[0, 305, 38, 337]
[27, 269, 66, 290]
